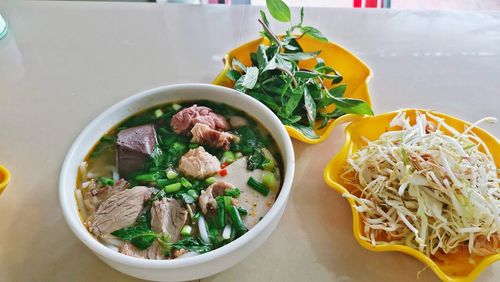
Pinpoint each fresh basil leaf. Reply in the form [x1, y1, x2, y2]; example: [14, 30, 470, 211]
[322, 73, 343, 84]
[260, 10, 270, 27]
[289, 124, 319, 139]
[231, 58, 247, 72]
[329, 84, 346, 98]
[256, 44, 268, 69]
[250, 52, 259, 66]
[331, 97, 374, 116]
[283, 38, 303, 53]
[301, 26, 328, 42]
[242, 67, 259, 89]
[295, 70, 320, 79]
[314, 57, 325, 69]
[262, 55, 277, 72]
[286, 115, 302, 124]
[248, 91, 280, 111]
[303, 87, 317, 127]
[318, 109, 344, 129]
[234, 74, 247, 92]
[276, 56, 294, 72]
[266, 0, 291, 22]
[226, 70, 241, 81]
[279, 51, 321, 61]
[284, 86, 304, 118]
[265, 44, 279, 59]
[300, 7, 304, 26]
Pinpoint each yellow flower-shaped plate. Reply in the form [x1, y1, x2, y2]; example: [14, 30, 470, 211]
[323, 109, 500, 282]
[0, 164, 10, 195]
[212, 35, 372, 144]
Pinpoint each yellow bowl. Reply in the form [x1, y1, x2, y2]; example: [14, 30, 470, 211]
[0, 164, 10, 195]
[323, 109, 500, 282]
[212, 35, 372, 144]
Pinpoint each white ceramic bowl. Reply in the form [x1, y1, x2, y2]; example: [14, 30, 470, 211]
[59, 83, 295, 281]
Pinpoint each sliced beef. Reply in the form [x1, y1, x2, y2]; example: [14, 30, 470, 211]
[119, 241, 165, 260]
[151, 198, 188, 243]
[215, 158, 280, 229]
[171, 105, 229, 135]
[83, 179, 128, 214]
[229, 116, 247, 128]
[199, 182, 234, 216]
[116, 124, 157, 178]
[88, 186, 150, 236]
[190, 123, 238, 150]
[177, 147, 221, 179]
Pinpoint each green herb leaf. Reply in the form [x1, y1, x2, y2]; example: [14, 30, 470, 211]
[172, 237, 212, 253]
[260, 10, 270, 27]
[303, 86, 317, 127]
[231, 58, 247, 72]
[331, 97, 374, 116]
[256, 45, 269, 69]
[329, 84, 347, 97]
[284, 86, 304, 118]
[300, 26, 328, 42]
[266, 0, 291, 22]
[279, 51, 321, 61]
[111, 223, 159, 250]
[262, 55, 277, 72]
[242, 67, 259, 89]
[226, 70, 241, 81]
[299, 7, 304, 26]
[295, 70, 320, 79]
[290, 124, 319, 139]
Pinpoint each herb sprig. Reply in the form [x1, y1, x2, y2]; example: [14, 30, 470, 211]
[227, 0, 373, 139]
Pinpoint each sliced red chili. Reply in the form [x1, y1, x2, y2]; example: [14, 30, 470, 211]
[219, 169, 228, 177]
[221, 162, 229, 169]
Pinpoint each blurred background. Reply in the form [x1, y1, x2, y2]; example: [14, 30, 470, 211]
[58, 0, 500, 10]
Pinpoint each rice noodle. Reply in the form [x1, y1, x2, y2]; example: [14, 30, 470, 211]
[75, 189, 88, 220]
[345, 111, 500, 257]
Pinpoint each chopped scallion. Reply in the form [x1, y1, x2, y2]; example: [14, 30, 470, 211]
[205, 176, 217, 185]
[225, 188, 241, 198]
[172, 103, 182, 111]
[154, 109, 164, 118]
[166, 169, 178, 179]
[180, 177, 193, 188]
[164, 182, 182, 193]
[98, 177, 115, 186]
[247, 176, 270, 196]
[180, 225, 192, 236]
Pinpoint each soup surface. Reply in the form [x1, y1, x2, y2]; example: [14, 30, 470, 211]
[76, 101, 282, 259]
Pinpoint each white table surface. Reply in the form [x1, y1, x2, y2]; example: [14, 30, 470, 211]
[0, 1, 499, 281]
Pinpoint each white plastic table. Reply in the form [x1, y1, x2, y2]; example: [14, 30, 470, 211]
[0, 1, 499, 281]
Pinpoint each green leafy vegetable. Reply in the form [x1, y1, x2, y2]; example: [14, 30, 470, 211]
[226, 1, 373, 139]
[171, 237, 212, 253]
[225, 188, 241, 198]
[111, 214, 158, 250]
[266, 0, 291, 22]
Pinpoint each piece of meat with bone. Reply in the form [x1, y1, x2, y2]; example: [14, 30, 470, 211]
[116, 124, 157, 178]
[177, 147, 221, 179]
[88, 186, 151, 236]
[151, 198, 188, 243]
[199, 181, 235, 216]
[190, 123, 238, 150]
[170, 105, 229, 135]
[83, 179, 128, 214]
[119, 241, 165, 260]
